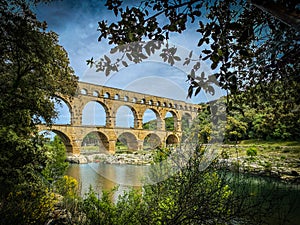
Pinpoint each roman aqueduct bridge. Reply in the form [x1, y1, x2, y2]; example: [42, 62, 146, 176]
[39, 81, 201, 155]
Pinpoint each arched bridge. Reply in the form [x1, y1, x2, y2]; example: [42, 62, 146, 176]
[39, 81, 201, 155]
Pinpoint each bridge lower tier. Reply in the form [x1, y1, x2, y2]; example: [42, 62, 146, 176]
[39, 124, 181, 155]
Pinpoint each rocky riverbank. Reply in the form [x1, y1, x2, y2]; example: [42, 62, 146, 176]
[66, 152, 153, 165]
[219, 157, 300, 184]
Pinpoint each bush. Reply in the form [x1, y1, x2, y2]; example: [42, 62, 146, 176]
[246, 147, 258, 158]
[0, 182, 57, 225]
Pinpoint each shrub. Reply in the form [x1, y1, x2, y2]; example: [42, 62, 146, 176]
[0, 183, 57, 225]
[246, 147, 258, 158]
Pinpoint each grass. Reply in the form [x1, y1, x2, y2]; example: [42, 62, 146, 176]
[215, 140, 300, 162]
[239, 139, 300, 146]
[81, 146, 99, 151]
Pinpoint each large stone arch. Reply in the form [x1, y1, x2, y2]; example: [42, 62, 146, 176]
[143, 133, 162, 150]
[116, 132, 139, 151]
[82, 100, 109, 126]
[163, 110, 179, 131]
[81, 131, 110, 153]
[42, 129, 73, 154]
[142, 108, 163, 130]
[52, 95, 72, 125]
[115, 105, 138, 128]
[166, 134, 179, 146]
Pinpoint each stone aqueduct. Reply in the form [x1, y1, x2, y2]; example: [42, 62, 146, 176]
[40, 81, 201, 155]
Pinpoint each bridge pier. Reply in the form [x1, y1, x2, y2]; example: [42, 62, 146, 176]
[135, 118, 143, 129]
[108, 140, 116, 154]
[176, 119, 182, 132]
[70, 139, 81, 156]
[106, 116, 115, 128]
[137, 140, 144, 151]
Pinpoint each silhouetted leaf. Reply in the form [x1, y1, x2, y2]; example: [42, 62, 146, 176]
[122, 61, 128, 67]
[190, 69, 195, 79]
[207, 85, 215, 95]
[126, 53, 132, 61]
[187, 86, 193, 98]
[195, 86, 201, 96]
[104, 55, 111, 63]
[110, 47, 118, 54]
[202, 49, 211, 54]
[201, 71, 205, 79]
[174, 56, 181, 61]
[211, 62, 218, 70]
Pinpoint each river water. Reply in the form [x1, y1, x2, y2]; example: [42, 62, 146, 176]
[66, 162, 300, 224]
[66, 163, 149, 201]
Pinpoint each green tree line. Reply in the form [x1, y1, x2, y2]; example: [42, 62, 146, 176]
[192, 94, 300, 144]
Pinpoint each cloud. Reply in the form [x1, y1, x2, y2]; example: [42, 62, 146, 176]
[35, 1, 226, 103]
[35, 0, 113, 76]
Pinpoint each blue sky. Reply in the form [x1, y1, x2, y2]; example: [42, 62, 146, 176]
[35, 0, 225, 104]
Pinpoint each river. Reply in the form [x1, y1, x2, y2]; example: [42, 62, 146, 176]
[66, 162, 300, 224]
[66, 163, 149, 201]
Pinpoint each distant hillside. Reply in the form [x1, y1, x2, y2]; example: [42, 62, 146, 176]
[143, 117, 174, 131]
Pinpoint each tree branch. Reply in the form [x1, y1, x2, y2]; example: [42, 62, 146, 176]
[250, 0, 300, 30]
[144, 0, 201, 23]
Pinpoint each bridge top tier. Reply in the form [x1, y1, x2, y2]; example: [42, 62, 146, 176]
[77, 81, 201, 113]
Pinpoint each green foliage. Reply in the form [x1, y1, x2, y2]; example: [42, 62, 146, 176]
[187, 96, 299, 144]
[80, 187, 144, 225]
[142, 119, 157, 130]
[81, 188, 117, 225]
[0, 0, 78, 128]
[57, 148, 296, 225]
[246, 147, 258, 158]
[76, 154, 235, 225]
[93, 0, 299, 104]
[142, 162, 234, 224]
[152, 147, 171, 163]
[0, 178, 57, 225]
[55, 175, 79, 199]
[42, 135, 69, 183]
[165, 116, 174, 131]
[188, 104, 212, 143]
[0, 0, 78, 223]
[225, 115, 248, 142]
[235, 81, 300, 141]
[0, 127, 47, 195]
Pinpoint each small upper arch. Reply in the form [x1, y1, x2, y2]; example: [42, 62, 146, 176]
[80, 88, 88, 95]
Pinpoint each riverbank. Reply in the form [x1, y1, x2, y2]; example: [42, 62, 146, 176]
[66, 143, 300, 184]
[219, 142, 300, 184]
[67, 152, 153, 165]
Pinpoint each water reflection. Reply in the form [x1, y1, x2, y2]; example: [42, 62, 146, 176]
[66, 163, 148, 199]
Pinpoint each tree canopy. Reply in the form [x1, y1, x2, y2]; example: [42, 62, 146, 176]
[91, 0, 299, 104]
[0, 0, 78, 130]
[0, 0, 78, 199]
